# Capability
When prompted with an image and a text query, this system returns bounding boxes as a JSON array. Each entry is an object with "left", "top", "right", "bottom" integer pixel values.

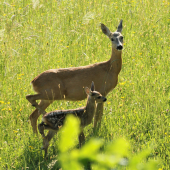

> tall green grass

[{"left": 0, "top": 0, "right": 169, "bottom": 169}]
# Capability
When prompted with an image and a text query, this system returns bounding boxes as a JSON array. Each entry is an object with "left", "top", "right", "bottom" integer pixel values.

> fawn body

[
  {"left": 26, "top": 20, "right": 123, "bottom": 133},
  {"left": 38, "top": 82, "right": 107, "bottom": 156}
]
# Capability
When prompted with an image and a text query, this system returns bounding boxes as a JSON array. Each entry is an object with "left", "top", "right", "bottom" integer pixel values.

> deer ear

[
  {"left": 85, "top": 87, "right": 90, "bottom": 95},
  {"left": 117, "top": 19, "right": 123, "bottom": 33},
  {"left": 101, "top": 23, "right": 111, "bottom": 37},
  {"left": 91, "top": 81, "right": 95, "bottom": 91}
]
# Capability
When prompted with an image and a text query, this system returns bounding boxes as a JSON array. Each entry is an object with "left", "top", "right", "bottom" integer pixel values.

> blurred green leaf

[
  {"left": 79, "top": 138, "right": 104, "bottom": 159},
  {"left": 95, "top": 154, "right": 120, "bottom": 168},
  {"left": 57, "top": 116, "right": 160, "bottom": 170},
  {"left": 128, "top": 148, "right": 151, "bottom": 170},
  {"left": 144, "top": 160, "right": 160, "bottom": 170},
  {"left": 58, "top": 115, "right": 80, "bottom": 153},
  {"left": 105, "top": 138, "right": 130, "bottom": 157}
]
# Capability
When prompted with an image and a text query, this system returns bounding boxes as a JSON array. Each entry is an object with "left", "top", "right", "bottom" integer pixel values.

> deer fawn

[
  {"left": 38, "top": 82, "right": 107, "bottom": 156},
  {"left": 26, "top": 20, "right": 123, "bottom": 133}
]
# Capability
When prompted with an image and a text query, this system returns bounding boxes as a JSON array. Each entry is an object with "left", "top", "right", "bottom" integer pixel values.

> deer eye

[
  {"left": 120, "top": 36, "right": 123, "bottom": 40},
  {"left": 111, "top": 38, "right": 114, "bottom": 41}
]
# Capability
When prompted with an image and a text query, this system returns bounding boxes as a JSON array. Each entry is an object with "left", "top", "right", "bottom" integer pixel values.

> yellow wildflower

[
  {"left": 29, "top": 146, "right": 34, "bottom": 149},
  {"left": 120, "top": 82, "right": 126, "bottom": 86}
]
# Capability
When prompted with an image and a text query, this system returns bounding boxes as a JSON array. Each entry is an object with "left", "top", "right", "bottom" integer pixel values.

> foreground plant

[{"left": 57, "top": 115, "right": 160, "bottom": 170}]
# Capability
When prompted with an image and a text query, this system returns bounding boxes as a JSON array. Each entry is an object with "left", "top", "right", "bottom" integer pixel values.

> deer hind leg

[
  {"left": 29, "top": 100, "right": 53, "bottom": 134},
  {"left": 93, "top": 103, "right": 104, "bottom": 130},
  {"left": 26, "top": 94, "right": 53, "bottom": 115},
  {"left": 26, "top": 94, "right": 42, "bottom": 107}
]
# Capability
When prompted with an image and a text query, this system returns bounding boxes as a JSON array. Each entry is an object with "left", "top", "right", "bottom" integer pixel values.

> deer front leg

[{"left": 93, "top": 103, "right": 104, "bottom": 130}]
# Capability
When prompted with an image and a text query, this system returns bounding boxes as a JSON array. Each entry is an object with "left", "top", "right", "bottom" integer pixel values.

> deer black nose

[
  {"left": 103, "top": 98, "right": 107, "bottom": 102},
  {"left": 117, "top": 45, "right": 123, "bottom": 50}
]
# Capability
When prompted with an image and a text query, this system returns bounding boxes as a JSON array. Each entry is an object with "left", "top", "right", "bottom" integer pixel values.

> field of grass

[{"left": 0, "top": 0, "right": 170, "bottom": 169}]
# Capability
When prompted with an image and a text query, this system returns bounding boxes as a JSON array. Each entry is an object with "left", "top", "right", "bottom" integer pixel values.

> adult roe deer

[
  {"left": 26, "top": 20, "right": 123, "bottom": 133},
  {"left": 38, "top": 81, "right": 107, "bottom": 156}
]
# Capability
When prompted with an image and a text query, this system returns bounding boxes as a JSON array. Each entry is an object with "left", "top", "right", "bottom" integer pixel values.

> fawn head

[
  {"left": 85, "top": 81, "right": 107, "bottom": 103},
  {"left": 101, "top": 20, "right": 123, "bottom": 51}
]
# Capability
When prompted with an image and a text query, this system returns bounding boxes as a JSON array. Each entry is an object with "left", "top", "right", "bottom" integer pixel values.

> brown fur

[{"left": 26, "top": 20, "right": 123, "bottom": 133}]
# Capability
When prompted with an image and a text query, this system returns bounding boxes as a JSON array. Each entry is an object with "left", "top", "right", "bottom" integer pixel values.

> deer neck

[
  {"left": 109, "top": 47, "right": 122, "bottom": 74},
  {"left": 85, "top": 97, "right": 96, "bottom": 121}
]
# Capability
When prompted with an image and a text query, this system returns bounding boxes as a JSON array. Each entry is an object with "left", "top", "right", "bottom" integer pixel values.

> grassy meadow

[{"left": 0, "top": 0, "right": 170, "bottom": 169}]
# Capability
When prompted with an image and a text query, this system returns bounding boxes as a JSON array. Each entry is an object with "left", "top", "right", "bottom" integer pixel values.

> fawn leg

[
  {"left": 44, "top": 130, "right": 57, "bottom": 156},
  {"left": 78, "top": 131, "right": 85, "bottom": 148},
  {"left": 38, "top": 122, "right": 49, "bottom": 157},
  {"left": 38, "top": 122, "right": 46, "bottom": 138},
  {"left": 40, "top": 126, "right": 58, "bottom": 157},
  {"left": 46, "top": 130, "right": 57, "bottom": 142},
  {"left": 84, "top": 163, "right": 92, "bottom": 170},
  {"left": 79, "top": 131, "right": 92, "bottom": 170},
  {"left": 29, "top": 100, "right": 53, "bottom": 134},
  {"left": 93, "top": 103, "right": 104, "bottom": 131}
]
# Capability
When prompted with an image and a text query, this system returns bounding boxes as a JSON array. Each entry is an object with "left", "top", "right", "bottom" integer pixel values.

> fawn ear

[
  {"left": 117, "top": 19, "right": 123, "bottom": 33},
  {"left": 101, "top": 23, "right": 111, "bottom": 37},
  {"left": 85, "top": 87, "right": 90, "bottom": 95},
  {"left": 91, "top": 81, "right": 95, "bottom": 91}
]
